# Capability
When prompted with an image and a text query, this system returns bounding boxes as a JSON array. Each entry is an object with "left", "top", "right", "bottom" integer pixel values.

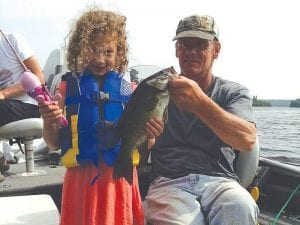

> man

[
  {"left": 143, "top": 15, "right": 259, "bottom": 225},
  {"left": 0, "top": 31, "right": 44, "bottom": 180}
]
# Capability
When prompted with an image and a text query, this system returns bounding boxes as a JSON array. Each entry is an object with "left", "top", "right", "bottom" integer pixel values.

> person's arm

[
  {"left": 193, "top": 95, "right": 256, "bottom": 151},
  {"left": 0, "top": 84, "right": 24, "bottom": 99},
  {"left": 169, "top": 76, "right": 256, "bottom": 152},
  {"left": 39, "top": 99, "right": 63, "bottom": 150},
  {"left": 24, "top": 55, "right": 45, "bottom": 84},
  {"left": 0, "top": 55, "right": 45, "bottom": 99},
  {"left": 39, "top": 80, "right": 66, "bottom": 151},
  {"left": 146, "top": 118, "right": 164, "bottom": 150}
]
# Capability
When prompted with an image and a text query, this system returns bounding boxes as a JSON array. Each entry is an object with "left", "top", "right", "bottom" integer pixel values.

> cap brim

[{"left": 172, "top": 30, "right": 215, "bottom": 41}]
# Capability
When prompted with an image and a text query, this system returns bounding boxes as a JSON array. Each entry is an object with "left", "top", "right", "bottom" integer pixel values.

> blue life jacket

[{"left": 59, "top": 70, "right": 131, "bottom": 169}]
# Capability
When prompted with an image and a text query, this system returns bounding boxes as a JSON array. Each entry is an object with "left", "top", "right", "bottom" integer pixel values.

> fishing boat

[
  {"left": 0, "top": 50, "right": 299, "bottom": 225},
  {"left": 255, "top": 157, "right": 300, "bottom": 225}
]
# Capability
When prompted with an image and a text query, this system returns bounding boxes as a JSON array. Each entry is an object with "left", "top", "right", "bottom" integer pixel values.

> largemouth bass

[{"left": 113, "top": 66, "right": 177, "bottom": 184}]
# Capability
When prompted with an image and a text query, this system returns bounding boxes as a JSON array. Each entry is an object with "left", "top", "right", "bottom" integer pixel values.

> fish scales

[{"left": 113, "top": 67, "right": 177, "bottom": 184}]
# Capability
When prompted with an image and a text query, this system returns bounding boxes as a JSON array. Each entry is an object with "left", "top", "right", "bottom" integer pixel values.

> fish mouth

[
  {"left": 146, "top": 67, "right": 177, "bottom": 91},
  {"left": 147, "top": 75, "right": 170, "bottom": 91}
]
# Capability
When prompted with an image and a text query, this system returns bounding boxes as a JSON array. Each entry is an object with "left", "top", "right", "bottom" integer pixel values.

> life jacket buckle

[
  {"left": 92, "top": 91, "right": 110, "bottom": 102},
  {"left": 98, "top": 120, "right": 115, "bottom": 129}
]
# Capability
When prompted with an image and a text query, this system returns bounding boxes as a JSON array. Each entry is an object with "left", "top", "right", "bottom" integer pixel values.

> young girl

[{"left": 39, "top": 7, "right": 162, "bottom": 225}]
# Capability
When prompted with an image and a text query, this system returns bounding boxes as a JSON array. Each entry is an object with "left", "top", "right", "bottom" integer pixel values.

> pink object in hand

[
  {"left": 20, "top": 70, "right": 68, "bottom": 127},
  {"left": 21, "top": 71, "right": 41, "bottom": 91}
]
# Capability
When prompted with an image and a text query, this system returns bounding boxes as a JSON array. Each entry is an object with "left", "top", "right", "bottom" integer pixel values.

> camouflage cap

[{"left": 173, "top": 15, "right": 219, "bottom": 41}]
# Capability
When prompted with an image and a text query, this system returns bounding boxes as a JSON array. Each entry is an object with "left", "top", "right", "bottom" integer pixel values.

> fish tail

[{"left": 113, "top": 154, "right": 134, "bottom": 184}]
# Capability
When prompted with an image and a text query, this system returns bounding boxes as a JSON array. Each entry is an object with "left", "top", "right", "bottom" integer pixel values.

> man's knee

[
  {"left": 222, "top": 186, "right": 257, "bottom": 211},
  {"left": 214, "top": 189, "right": 259, "bottom": 224}
]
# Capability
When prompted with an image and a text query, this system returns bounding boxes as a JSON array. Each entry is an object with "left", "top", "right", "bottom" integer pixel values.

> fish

[{"left": 113, "top": 66, "right": 178, "bottom": 184}]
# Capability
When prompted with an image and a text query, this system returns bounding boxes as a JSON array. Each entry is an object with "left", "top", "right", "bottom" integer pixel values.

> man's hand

[{"left": 169, "top": 75, "right": 205, "bottom": 113}]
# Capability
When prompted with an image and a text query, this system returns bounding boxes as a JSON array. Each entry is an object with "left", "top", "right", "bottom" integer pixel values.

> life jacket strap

[
  {"left": 93, "top": 91, "right": 131, "bottom": 103},
  {"left": 93, "top": 91, "right": 109, "bottom": 101},
  {"left": 65, "top": 91, "right": 130, "bottom": 106}
]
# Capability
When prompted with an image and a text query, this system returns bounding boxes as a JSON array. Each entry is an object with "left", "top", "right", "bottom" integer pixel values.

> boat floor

[
  {"left": 0, "top": 156, "right": 65, "bottom": 210},
  {"left": 257, "top": 200, "right": 300, "bottom": 225},
  {"left": 0, "top": 157, "right": 299, "bottom": 225}
]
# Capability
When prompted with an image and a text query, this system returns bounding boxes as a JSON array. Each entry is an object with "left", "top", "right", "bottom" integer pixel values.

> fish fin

[
  {"left": 113, "top": 155, "right": 134, "bottom": 184},
  {"left": 137, "top": 141, "right": 150, "bottom": 166}
]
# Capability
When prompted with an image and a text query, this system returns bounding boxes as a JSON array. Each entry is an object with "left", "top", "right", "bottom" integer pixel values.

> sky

[{"left": 1, "top": 0, "right": 299, "bottom": 100}]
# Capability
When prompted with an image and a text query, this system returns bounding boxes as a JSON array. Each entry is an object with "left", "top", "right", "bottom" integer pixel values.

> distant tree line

[
  {"left": 252, "top": 96, "right": 272, "bottom": 107},
  {"left": 290, "top": 99, "right": 300, "bottom": 107},
  {"left": 252, "top": 96, "right": 300, "bottom": 107}
]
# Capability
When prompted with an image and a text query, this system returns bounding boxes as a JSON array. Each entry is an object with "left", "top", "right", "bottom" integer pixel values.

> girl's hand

[
  {"left": 0, "top": 90, "right": 4, "bottom": 100},
  {"left": 38, "top": 100, "right": 64, "bottom": 126},
  {"left": 146, "top": 118, "right": 164, "bottom": 139},
  {"left": 146, "top": 118, "right": 164, "bottom": 150}
]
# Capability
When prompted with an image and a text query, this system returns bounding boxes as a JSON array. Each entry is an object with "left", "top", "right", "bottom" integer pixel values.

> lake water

[{"left": 254, "top": 107, "right": 300, "bottom": 167}]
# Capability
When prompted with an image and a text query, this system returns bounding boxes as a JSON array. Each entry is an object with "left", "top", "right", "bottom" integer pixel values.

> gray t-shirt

[{"left": 151, "top": 76, "right": 255, "bottom": 181}]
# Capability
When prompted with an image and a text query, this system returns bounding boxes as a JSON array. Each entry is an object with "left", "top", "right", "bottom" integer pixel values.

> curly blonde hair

[{"left": 66, "top": 6, "right": 128, "bottom": 73}]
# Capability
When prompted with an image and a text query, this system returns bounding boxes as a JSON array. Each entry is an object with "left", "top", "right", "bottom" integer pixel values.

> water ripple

[{"left": 254, "top": 107, "right": 300, "bottom": 167}]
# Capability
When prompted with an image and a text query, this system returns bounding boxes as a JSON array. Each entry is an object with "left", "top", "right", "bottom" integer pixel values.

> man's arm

[
  {"left": 169, "top": 76, "right": 256, "bottom": 152},
  {"left": 193, "top": 96, "right": 256, "bottom": 151},
  {"left": 24, "top": 55, "right": 45, "bottom": 84},
  {"left": 0, "top": 56, "right": 45, "bottom": 99}
]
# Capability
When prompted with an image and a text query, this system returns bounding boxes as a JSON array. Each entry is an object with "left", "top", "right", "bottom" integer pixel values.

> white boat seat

[
  {"left": 0, "top": 194, "right": 60, "bottom": 225},
  {"left": 0, "top": 118, "right": 43, "bottom": 140},
  {"left": 0, "top": 118, "right": 43, "bottom": 172},
  {"left": 235, "top": 137, "right": 260, "bottom": 188},
  {"left": 43, "top": 49, "right": 68, "bottom": 94}
]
